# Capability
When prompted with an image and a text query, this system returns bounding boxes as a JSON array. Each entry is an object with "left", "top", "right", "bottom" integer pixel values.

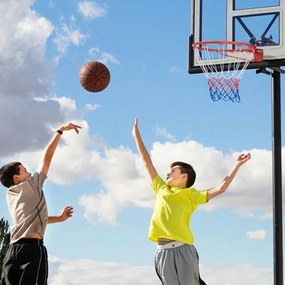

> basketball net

[{"left": 192, "top": 41, "right": 263, "bottom": 102}]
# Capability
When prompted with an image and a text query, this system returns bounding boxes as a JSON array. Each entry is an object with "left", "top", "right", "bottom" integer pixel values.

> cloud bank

[{"left": 48, "top": 256, "right": 272, "bottom": 285}]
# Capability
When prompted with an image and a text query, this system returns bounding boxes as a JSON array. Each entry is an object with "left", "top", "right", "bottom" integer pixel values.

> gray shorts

[{"left": 154, "top": 242, "right": 206, "bottom": 285}]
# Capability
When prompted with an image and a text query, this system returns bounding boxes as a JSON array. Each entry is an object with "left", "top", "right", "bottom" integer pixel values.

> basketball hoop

[{"left": 192, "top": 41, "right": 264, "bottom": 102}]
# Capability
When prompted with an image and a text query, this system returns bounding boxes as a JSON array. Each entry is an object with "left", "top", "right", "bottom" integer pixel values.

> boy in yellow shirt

[{"left": 132, "top": 118, "right": 251, "bottom": 285}]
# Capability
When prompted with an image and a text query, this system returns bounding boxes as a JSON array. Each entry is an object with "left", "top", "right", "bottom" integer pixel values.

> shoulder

[
  {"left": 186, "top": 188, "right": 208, "bottom": 204},
  {"left": 151, "top": 176, "right": 168, "bottom": 192},
  {"left": 28, "top": 171, "right": 47, "bottom": 186}
]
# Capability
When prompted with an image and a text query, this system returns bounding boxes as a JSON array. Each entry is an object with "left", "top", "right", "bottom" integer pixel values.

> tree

[{"left": 0, "top": 218, "right": 10, "bottom": 276}]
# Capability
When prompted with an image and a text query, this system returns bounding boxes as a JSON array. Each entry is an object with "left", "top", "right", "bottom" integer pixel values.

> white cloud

[
  {"left": 54, "top": 22, "right": 88, "bottom": 54},
  {"left": 89, "top": 46, "right": 100, "bottom": 55},
  {"left": 154, "top": 125, "right": 176, "bottom": 142},
  {"left": 0, "top": 1, "right": 97, "bottom": 160},
  {"left": 78, "top": 1, "right": 108, "bottom": 19},
  {"left": 246, "top": 230, "right": 268, "bottom": 240},
  {"left": 85, "top": 103, "right": 101, "bottom": 111},
  {"left": 48, "top": 256, "right": 272, "bottom": 285},
  {"left": 99, "top": 52, "right": 120, "bottom": 65},
  {"left": 0, "top": 0, "right": 64, "bottom": 156},
  {"left": 78, "top": 146, "right": 153, "bottom": 224},
  {"left": 201, "top": 263, "right": 272, "bottom": 285},
  {"left": 0, "top": 1, "right": 53, "bottom": 61},
  {"left": 89, "top": 47, "right": 120, "bottom": 65},
  {"left": 34, "top": 96, "right": 79, "bottom": 116},
  {"left": 0, "top": 2, "right": 53, "bottom": 92},
  {"left": 49, "top": 256, "right": 157, "bottom": 285},
  {"left": 79, "top": 192, "right": 120, "bottom": 224}
]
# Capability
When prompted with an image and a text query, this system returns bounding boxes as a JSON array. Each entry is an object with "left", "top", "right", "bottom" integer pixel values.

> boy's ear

[
  {"left": 182, "top": 173, "right": 188, "bottom": 180},
  {"left": 13, "top": 174, "right": 20, "bottom": 183}
]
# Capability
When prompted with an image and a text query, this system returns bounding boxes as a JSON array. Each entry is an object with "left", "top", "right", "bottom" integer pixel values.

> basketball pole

[
  {"left": 258, "top": 66, "right": 283, "bottom": 285},
  {"left": 271, "top": 68, "right": 283, "bottom": 285}
]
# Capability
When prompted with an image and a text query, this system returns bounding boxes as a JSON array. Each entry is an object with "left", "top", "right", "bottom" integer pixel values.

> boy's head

[
  {"left": 0, "top": 162, "right": 31, "bottom": 188},
  {"left": 166, "top": 161, "right": 196, "bottom": 188}
]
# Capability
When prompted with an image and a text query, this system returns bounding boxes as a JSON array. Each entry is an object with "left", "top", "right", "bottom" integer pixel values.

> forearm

[
  {"left": 219, "top": 165, "right": 240, "bottom": 192},
  {"left": 47, "top": 215, "right": 65, "bottom": 224},
  {"left": 134, "top": 131, "right": 153, "bottom": 167},
  {"left": 48, "top": 206, "right": 73, "bottom": 224},
  {"left": 207, "top": 165, "right": 240, "bottom": 200},
  {"left": 40, "top": 123, "right": 81, "bottom": 175},
  {"left": 41, "top": 131, "right": 62, "bottom": 173},
  {"left": 207, "top": 153, "right": 251, "bottom": 201},
  {"left": 132, "top": 119, "right": 158, "bottom": 180}
]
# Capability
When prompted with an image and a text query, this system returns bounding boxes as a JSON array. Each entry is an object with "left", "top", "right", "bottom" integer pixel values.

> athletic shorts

[
  {"left": 154, "top": 241, "right": 206, "bottom": 285},
  {"left": 1, "top": 238, "right": 48, "bottom": 285}
]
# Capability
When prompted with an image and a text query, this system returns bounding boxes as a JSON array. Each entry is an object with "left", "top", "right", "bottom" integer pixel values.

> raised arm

[
  {"left": 207, "top": 153, "right": 251, "bottom": 201},
  {"left": 132, "top": 118, "right": 158, "bottom": 181},
  {"left": 40, "top": 123, "right": 81, "bottom": 175}
]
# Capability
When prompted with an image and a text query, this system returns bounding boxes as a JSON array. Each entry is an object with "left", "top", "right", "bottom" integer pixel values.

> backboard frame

[{"left": 189, "top": 0, "right": 285, "bottom": 74}]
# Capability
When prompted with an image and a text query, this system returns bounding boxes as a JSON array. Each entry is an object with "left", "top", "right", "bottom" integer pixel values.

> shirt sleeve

[
  {"left": 151, "top": 176, "right": 167, "bottom": 193},
  {"left": 28, "top": 171, "right": 47, "bottom": 189},
  {"left": 189, "top": 188, "right": 208, "bottom": 205}
]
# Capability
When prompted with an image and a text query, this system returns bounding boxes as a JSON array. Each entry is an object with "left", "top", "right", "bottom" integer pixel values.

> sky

[{"left": 0, "top": 0, "right": 284, "bottom": 284}]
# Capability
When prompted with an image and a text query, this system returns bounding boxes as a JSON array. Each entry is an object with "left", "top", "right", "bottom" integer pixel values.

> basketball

[{"left": 78, "top": 61, "right": 111, "bottom": 92}]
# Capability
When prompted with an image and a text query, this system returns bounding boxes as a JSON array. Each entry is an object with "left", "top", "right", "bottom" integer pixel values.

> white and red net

[{"left": 193, "top": 41, "right": 263, "bottom": 102}]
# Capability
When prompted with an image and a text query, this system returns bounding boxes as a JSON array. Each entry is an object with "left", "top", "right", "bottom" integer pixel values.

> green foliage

[{"left": 0, "top": 218, "right": 10, "bottom": 276}]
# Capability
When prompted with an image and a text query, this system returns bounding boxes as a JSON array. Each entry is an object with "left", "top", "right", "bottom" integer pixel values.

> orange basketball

[{"left": 78, "top": 61, "right": 110, "bottom": 92}]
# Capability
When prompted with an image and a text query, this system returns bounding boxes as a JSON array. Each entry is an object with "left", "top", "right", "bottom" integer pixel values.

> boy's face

[
  {"left": 13, "top": 164, "right": 31, "bottom": 185},
  {"left": 166, "top": 166, "right": 187, "bottom": 188}
]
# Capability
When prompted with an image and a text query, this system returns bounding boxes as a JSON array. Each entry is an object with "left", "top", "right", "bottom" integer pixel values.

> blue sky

[{"left": 0, "top": 0, "right": 284, "bottom": 284}]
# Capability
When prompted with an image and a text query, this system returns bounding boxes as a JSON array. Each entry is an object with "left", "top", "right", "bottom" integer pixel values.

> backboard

[{"left": 189, "top": 0, "right": 285, "bottom": 74}]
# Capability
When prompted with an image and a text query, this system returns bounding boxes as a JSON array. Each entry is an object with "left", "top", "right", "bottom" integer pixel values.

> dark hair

[
  {"left": 0, "top": 162, "right": 22, "bottom": 188},
  {"left": 170, "top": 161, "right": 196, "bottom": 188}
]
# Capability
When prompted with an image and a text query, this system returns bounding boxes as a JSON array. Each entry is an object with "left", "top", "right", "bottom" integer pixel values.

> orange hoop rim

[
  {"left": 193, "top": 40, "right": 256, "bottom": 52},
  {"left": 192, "top": 40, "right": 264, "bottom": 62}
]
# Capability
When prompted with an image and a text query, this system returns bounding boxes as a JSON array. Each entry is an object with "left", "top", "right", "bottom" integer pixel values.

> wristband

[{"left": 56, "top": 130, "right": 63, "bottom": 135}]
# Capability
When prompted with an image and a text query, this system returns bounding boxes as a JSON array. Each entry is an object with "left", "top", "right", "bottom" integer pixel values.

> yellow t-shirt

[{"left": 148, "top": 176, "right": 208, "bottom": 245}]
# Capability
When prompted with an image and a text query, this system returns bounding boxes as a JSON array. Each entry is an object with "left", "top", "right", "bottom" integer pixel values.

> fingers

[
  {"left": 59, "top": 123, "right": 82, "bottom": 134},
  {"left": 242, "top": 153, "right": 251, "bottom": 160},
  {"left": 238, "top": 152, "right": 251, "bottom": 163},
  {"left": 68, "top": 123, "right": 81, "bottom": 134},
  {"left": 132, "top": 118, "right": 140, "bottom": 137},
  {"left": 64, "top": 206, "right": 74, "bottom": 217}
]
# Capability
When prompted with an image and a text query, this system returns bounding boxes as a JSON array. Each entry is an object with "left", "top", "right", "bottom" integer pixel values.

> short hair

[
  {"left": 170, "top": 161, "right": 196, "bottom": 188},
  {"left": 0, "top": 162, "right": 22, "bottom": 188}
]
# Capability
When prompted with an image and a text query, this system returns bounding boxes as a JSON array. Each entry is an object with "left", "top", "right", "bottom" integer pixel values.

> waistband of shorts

[
  {"left": 157, "top": 241, "right": 185, "bottom": 250},
  {"left": 14, "top": 238, "right": 44, "bottom": 246}
]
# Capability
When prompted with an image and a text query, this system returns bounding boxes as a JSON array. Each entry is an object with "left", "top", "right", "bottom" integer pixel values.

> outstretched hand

[
  {"left": 60, "top": 206, "right": 74, "bottom": 222},
  {"left": 59, "top": 123, "right": 81, "bottom": 134},
  {"left": 236, "top": 153, "right": 251, "bottom": 167},
  {"left": 132, "top": 118, "right": 139, "bottom": 138}
]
